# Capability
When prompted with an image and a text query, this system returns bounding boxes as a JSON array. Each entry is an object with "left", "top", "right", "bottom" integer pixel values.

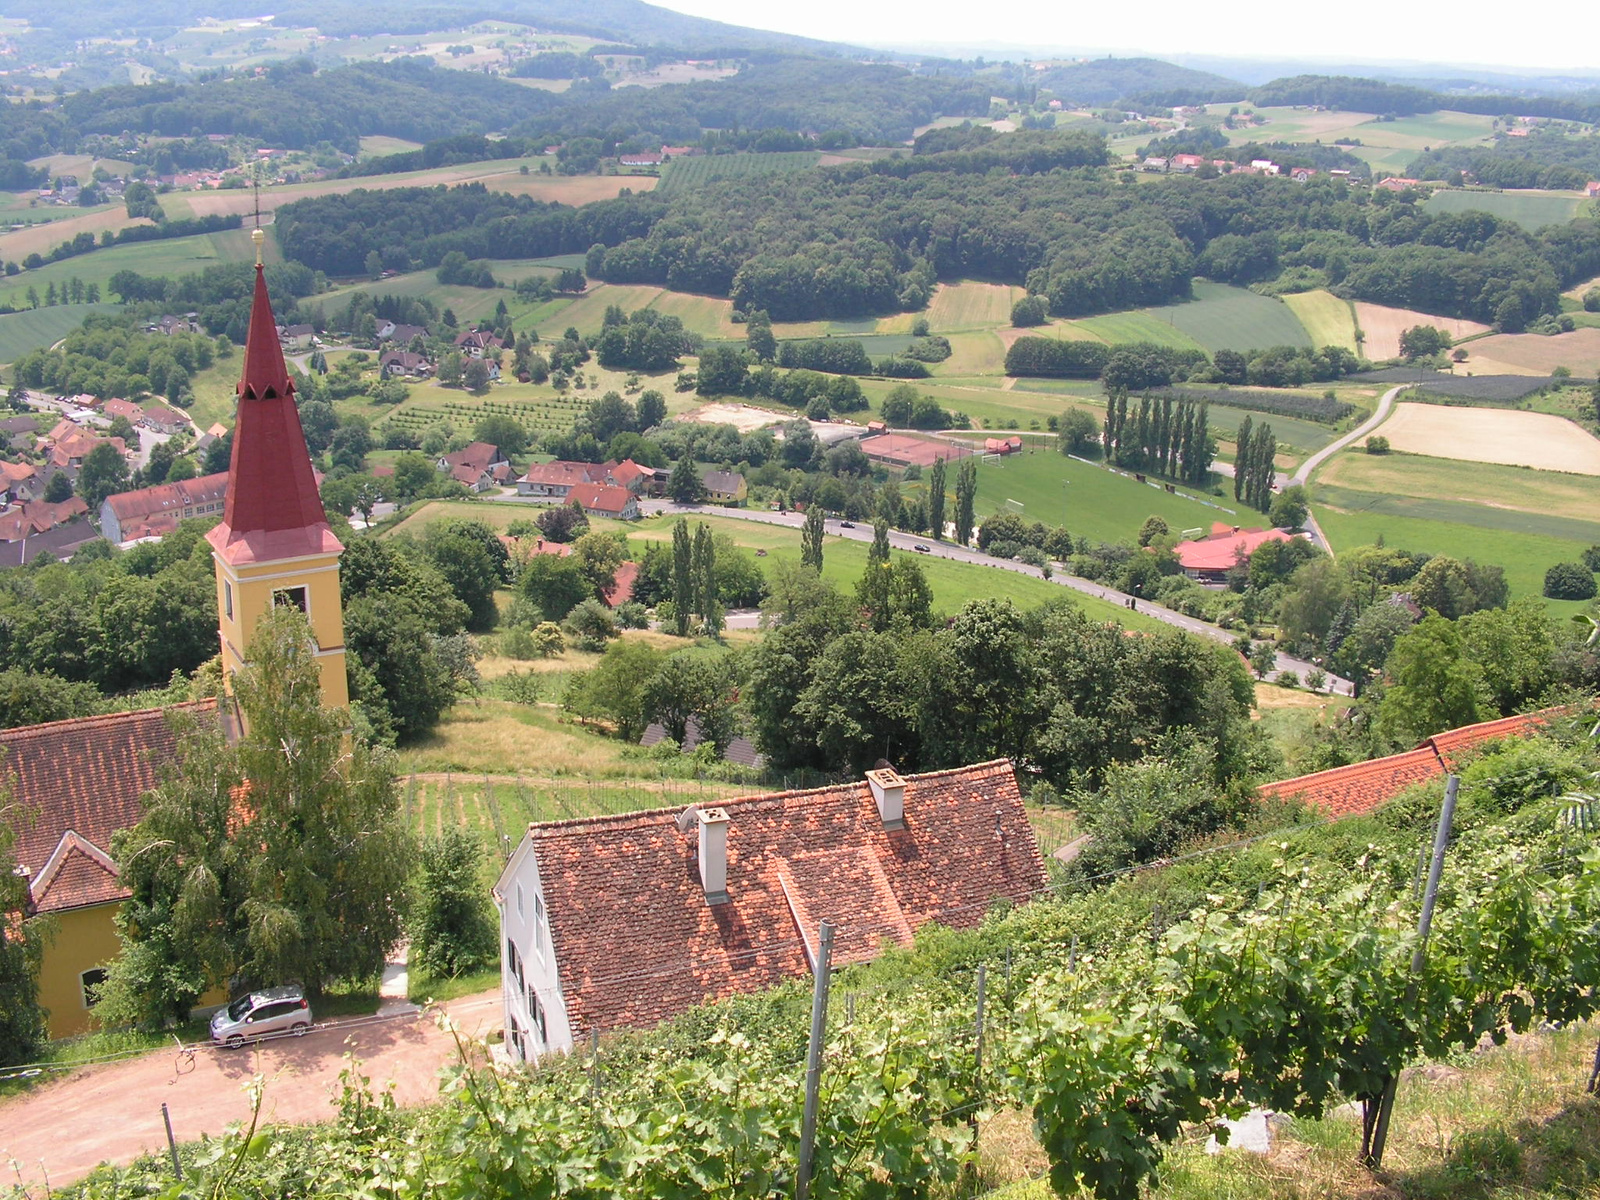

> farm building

[
  {"left": 1172, "top": 522, "right": 1297, "bottom": 584},
  {"left": 859, "top": 433, "right": 971, "bottom": 469},
  {"left": 492, "top": 760, "right": 1045, "bottom": 1062}
]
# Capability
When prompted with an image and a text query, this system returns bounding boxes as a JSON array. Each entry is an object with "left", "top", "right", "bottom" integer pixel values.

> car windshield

[{"left": 226, "top": 996, "right": 254, "bottom": 1021}]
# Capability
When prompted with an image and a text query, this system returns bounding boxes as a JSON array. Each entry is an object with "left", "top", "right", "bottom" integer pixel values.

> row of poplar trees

[
  {"left": 1101, "top": 392, "right": 1214, "bottom": 486},
  {"left": 1232, "top": 414, "right": 1278, "bottom": 512},
  {"left": 670, "top": 519, "right": 723, "bottom": 636}
]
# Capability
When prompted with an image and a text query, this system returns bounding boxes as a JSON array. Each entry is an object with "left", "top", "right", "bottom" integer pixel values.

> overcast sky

[{"left": 652, "top": 0, "right": 1590, "bottom": 73}]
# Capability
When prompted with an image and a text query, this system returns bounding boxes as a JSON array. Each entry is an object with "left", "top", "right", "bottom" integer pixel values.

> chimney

[
  {"left": 866, "top": 767, "right": 906, "bottom": 829},
  {"left": 697, "top": 807, "right": 730, "bottom": 904}
]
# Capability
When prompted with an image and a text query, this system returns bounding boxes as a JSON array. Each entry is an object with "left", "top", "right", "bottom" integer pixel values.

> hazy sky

[{"left": 652, "top": 0, "right": 1589, "bottom": 73}]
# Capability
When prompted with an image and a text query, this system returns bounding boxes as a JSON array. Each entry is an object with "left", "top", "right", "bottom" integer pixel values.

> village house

[
  {"left": 1290, "top": 167, "right": 1317, "bottom": 183},
  {"left": 437, "top": 442, "right": 514, "bottom": 493},
  {"left": 138, "top": 402, "right": 191, "bottom": 437},
  {"left": 700, "top": 469, "right": 747, "bottom": 506},
  {"left": 378, "top": 321, "right": 429, "bottom": 345},
  {"left": 493, "top": 760, "right": 1045, "bottom": 1062},
  {"left": 97, "top": 397, "right": 145, "bottom": 424},
  {"left": 149, "top": 314, "right": 201, "bottom": 336},
  {"left": 619, "top": 152, "right": 664, "bottom": 167},
  {"left": 380, "top": 350, "right": 432, "bottom": 379},
  {"left": 516, "top": 459, "right": 649, "bottom": 500},
  {"left": 454, "top": 329, "right": 504, "bottom": 358},
  {"left": 0, "top": 459, "right": 38, "bottom": 501},
  {"left": 42, "top": 420, "right": 126, "bottom": 475},
  {"left": 1172, "top": 522, "right": 1297, "bottom": 585},
  {"left": 567, "top": 482, "right": 640, "bottom": 520},
  {"left": 0, "top": 497, "right": 89, "bottom": 543},
  {"left": 98, "top": 471, "right": 228, "bottom": 544},
  {"left": 279, "top": 323, "right": 316, "bottom": 350},
  {"left": 1171, "top": 153, "right": 1205, "bottom": 170},
  {"left": 1587, "top": 181, "right": 1600, "bottom": 198},
  {"left": 1376, "top": 177, "right": 1423, "bottom": 192},
  {"left": 0, "top": 520, "right": 101, "bottom": 568}
]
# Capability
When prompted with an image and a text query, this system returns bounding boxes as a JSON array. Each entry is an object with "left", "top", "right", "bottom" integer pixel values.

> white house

[{"left": 492, "top": 759, "right": 1046, "bottom": 1064}]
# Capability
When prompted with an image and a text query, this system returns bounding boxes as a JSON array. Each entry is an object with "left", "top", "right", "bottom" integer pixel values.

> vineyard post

[
  {"left": 796, "top": 920, "right": 835, "bottom": 1200},
  {"left": 973, "top": 962, "right": 987, "bottom": 1134},
  {"left": 588, "top": 1027, "right": 600, "bottom": 1105},
  {"left": 1366, "top": 773, "right": 1458, "bottom": 1169}
]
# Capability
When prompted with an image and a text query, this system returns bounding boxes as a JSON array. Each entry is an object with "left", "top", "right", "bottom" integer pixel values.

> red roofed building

[
  {"left": 43, "top": 421, "right": 126, "bottom": 473},
  {"left": 100, "top": 471, "right": 229, "bottom": 544},
  {"left": 1258, "top": 709, "right": 1558, "bottom": 820},
  {"left": 518, "top": 460, "right": 608, "bottom": 499},
  {"left": 437, "top": 441, "right": 513, "bottom": 493},
  {"left": 568, "top": 481, "right": 640, "bottom": 520},
  {"left": 493, "top": 760, "right": 1045, "bottom": 1060},
  {"left": 1, "top": 701, "right": 220, "bottom": 1035},
  {"left": 0, "top": 496, "right": 88, "bottom": 542},
  {"left": 98, "top": 397, "right": 145, "bottom": 423},
  {"left": 1173, "top": 522, "right": 1295, "bottom": 584}
]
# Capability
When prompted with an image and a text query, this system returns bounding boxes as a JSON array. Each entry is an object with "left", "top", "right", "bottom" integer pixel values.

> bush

[
  {"left": 1585, "top": 288, "right": 1600, "bottom": 313},
  {"left": 1582, "top": 545, "right": 1600, "bottom": 573},
  {"left": 1011, "top": 295, "right": 1049, "bottom": 327},
  {"left": 409, "top": 829, "right": 498, "bottom": 979},
  {"left": 1304, "top": 667, "right": 1327, "bottom": 693},
  {"left": 564, "top": 597, "right": 619, "bottom": 649},
  {"left": 1543, "top": 561, "right": 1597, "bottom": 600},
  {"left": 1365, "top": 435, "right": 1390, "bottom": 454},
  {"left": 614, "top": 601, "right": 649, "bottom": 629},
  {"left": 1275, "top": 670, "right": 1300, "bottom": 690},
  {"left": 495, "top": 671, "right": 544, "bottom": 703}
]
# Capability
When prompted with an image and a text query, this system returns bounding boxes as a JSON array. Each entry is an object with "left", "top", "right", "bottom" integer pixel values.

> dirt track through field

[
  {"left": 1353, "top": 302, "right": 1492, "bottom": 359},
  {"left": 1377, "top": 402, "right": 1600, "bottom": 474}
]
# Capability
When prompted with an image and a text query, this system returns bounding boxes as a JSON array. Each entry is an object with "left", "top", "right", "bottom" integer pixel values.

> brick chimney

[
  {"left": 866, "top": 767, "right": 906, "bottom": 829},
  {"left": 698, "top": 806, "right": 730, "bottom": 904}
]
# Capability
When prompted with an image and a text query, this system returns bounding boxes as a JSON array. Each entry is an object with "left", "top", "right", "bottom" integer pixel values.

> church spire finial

[{"left": 252, "top": 226, "right": 264, "bottom": 267}]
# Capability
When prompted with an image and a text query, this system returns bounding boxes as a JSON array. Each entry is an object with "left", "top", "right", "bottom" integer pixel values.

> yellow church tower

[{"left": 205, "top": 228, "right": 348, "bottom": 709}]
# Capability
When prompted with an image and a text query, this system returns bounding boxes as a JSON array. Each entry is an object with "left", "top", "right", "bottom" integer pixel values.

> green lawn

[
  {"left": 1204, "top": 400, "right": 1348, "bottom": 463},
  {"left": 1148, "top": 281, "right": 1311, "bottom": 353},
  {"left": 0, "top": 302, "right": 117, "bottom": 364},
  {"left": 1074, "top": 310, "right": 1207, "bottom": 352},
  {"left": 968, "top": 447, "right": 1238, "bottom": 544},
  {"left": 1426, "top": 188, "right": 1588, "bottom": 231}
]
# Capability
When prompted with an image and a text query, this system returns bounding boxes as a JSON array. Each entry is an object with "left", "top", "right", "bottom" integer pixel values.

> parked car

[
  {"left": 913, "top": 544, "right": 931, "bottom": 553},
  {"left": 838, "top": 520, "right": 855, "bottom": 528},
  {"left": 210, "top": 986, "right": 312, "bottom": 1046}
]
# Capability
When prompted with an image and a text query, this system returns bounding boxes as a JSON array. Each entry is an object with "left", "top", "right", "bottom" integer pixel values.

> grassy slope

[
  {"left": 0, "top": 302, "right": 118, "bottom": 364},
  {"left": 1318, "top": 449, "right": 1600, "bottom": 524},
  {"left": 1283, "top": 289, "right": 1360, "bottom": 353},
  {"left": 1075, "top": 310, "right": 1207, "bottom": 351},
  {"left": 0, "top": 234, "right": 226, "bottom": 309},
  {"left": 1426, "top": 187, "right": 1587, "bottom": 231},
  {"left": 1154, "top": 280, "right": 1312, "bottom": 352}
]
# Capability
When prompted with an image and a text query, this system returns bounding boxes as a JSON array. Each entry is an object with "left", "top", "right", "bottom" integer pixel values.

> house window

[
  {"left": 534, "top": 893, "right": 546, "bottom": 958},
  {"left": 273, "top": 586, "right": 308, "bottom": 614},
  {"left": 506, "top": 937, "right": 523, "bottom": 989},
  {"left": 80, "top": 967, "right": 107, "bottom": 1008},
  {"left": 223, "top": 581, "right": 233, "bottom": 619},
  {"left": 528, "top": 987, "right": 547, "bottom": 1047},
  {"left": 516, "top": 882, "right": 524, "bottom": 918}
]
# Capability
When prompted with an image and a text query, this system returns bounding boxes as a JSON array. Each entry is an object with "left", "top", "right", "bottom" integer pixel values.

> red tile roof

[
  {"left": 1174, "top": 524, "right": 1293, "bottom": 572},
  {"left": 519, "top": 461, "right": 606, "bottom": 488},
  {"left": 523, "top": 759, "right": 1044, "bottom": 1036},
  {"left": 2, "top": 701, "right": 219, "bottom": 914},
  {"left": 208, "top": 266, "right": 341, "bottom": 567},
  {"left": 103, "top": 472, "right": 228, "bottom": 523},
  {"left": 568, "top": 482, "right": 635, "bottom": 515},
  {"left": 1258, "top": 707, "right": 1561, "bottom": 819}
]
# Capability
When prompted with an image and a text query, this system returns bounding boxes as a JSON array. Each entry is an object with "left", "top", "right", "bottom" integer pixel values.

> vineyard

[
  {"left": 1155, "top": 385, "right": 1356, "bottom": 424},
  {"left": 57, "top": 729, "right": 1600, "bottom": 1200},
  {"left": 656, "top": 151, "right": 823, "bottom": 196}
]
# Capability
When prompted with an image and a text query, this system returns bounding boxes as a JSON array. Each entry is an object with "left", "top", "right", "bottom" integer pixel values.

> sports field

[
  {"left": 926, "top": 282, "right": 1026, "bottom": 332},
  {"left": 1317, "top": 449, "right": 1599, "bottom": 522},
  {"left": 969, "top": 446, "right": 1236, "bottom": 544},
  {"left": 1353, "top": 302, "right": 1493, "bottom": 360},
  {"left": 1425, "top": 188, "right": 1588, "bottom": 231},
  {"left": 1283, "top": 290, "right": 1360, "bottom": 353},
  {"left": 1152, "top": 281, "right": 1311, "bottom": 352},
  {"left": 1377, "top": 402, "right": 1600, "bottom": 473},
  {"left": 0, "top": 302, "right": 118, "bottom": 363},
  {"left": 1460, "top": 328, "right": 1600, "bottom": 377}
]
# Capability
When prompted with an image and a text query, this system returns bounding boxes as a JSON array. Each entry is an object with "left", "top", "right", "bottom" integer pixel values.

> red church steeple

[{"left": 206, "top": 236, "right": 341, "bottom": 567}]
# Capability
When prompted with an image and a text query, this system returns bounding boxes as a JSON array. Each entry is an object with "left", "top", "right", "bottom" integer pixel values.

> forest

[
  {"left": 1248, "top": 74, "right": 1600, "bottom": 125},
  {"left": 1407, "top": 128, "right": 1600, "bottom": 190}
]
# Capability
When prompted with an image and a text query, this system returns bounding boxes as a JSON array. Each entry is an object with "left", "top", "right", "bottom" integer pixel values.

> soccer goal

[
  {"left": 981, "top": 453, "right": 1004, "bottom": 465},
  {"left": 1005, "top": 498, "right": 1025, "bottom": 513}
]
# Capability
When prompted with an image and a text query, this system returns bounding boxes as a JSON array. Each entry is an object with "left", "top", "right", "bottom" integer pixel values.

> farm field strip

[
  {"left": 0, "top": 302, "right": 119, "bottom": 364},
  {"left": 1316, "top": 449, "right": 1600, "bottom": 523},
  {"left": 1376, "top": 402, "right": 1600, "bottom": 474},
  {"left": 1352, "top": 302, "right": 1493, "bottom": 360},
  {"left": 925, "top": 281, "right": 1026, "bottom": 331},
  {"left": 1282, "top": 290, "right": 1360, "bottom": 353},
  {"left": 656, "top": 151, "right": 821, "bottom": 195},
  {"left": 1149, "top": 280, "right": 1311, "bottom": 352},
  {"left": 1425, "top": 189, "right": 1587, "bottom": 231},
  {"left": 0, "top": 207, "right": 152, "bottom": 263},
  {"left": 0, "top": 233, "right": 227, "bottom": 311},
  {"left": 1074, "top": 310, "right": 1206, "bottom": 352},
  {"left": 1460, "top": 328, "right": 1600, "bottom": 376}
]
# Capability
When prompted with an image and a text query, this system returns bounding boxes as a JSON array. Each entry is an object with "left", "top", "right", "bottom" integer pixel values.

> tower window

[
  {"left": 224, "top": 581, "right": 233, "bottom": 619},
  {"left": 273, "top": 586, "right": 308, "bottom": 614}
]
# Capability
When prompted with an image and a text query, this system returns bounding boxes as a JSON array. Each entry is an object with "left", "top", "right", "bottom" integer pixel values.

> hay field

[
  {"left": 1425, "top": 188, "right": 1587, "bottom": 231},
  {"left": 1156, "top": 281, "right": 1311, "bottom": 352},
  {"left": 0, "top": 209, "right": 151, "bottom": 262},
  {"left": 1565, "top": 274, "right": 1600, "bottom": 303},
  {"left": 557, "top": 284, "right": 667, "bottom": 333},
  {"left": 0, "top": 233, "right": 224, "bottom": 309},
  {"left": 0, "top": 303, "right": 118, "bottom": 363},
  {"left": 357, "top": 136, "right": 424, "bottom": 157},
  {"left": 937, "top": 329, "right": 1007, "bottom": 375},
  {"left": 1461, "top": 328, "right": 1600, "bottom": 376},
  {"left": 1377, "top": 402, "right": 1600, "bottom": 473},
  {"left": 647, "top": 291, "right": 741, "bottom": 339},
  {"left": 1353, "top": 302, "right": 1492, "bottom": 359},
  {"left": 926, "top": 282, "right": 1026, "bottom": 331},
  {"left": 1283, "top": 290, "right": 1360, "bottom": 353},
  {"left": 1317, "top": 450, "right": 1598, "bottom": 522},
  {"left": 1074, "top": 310, "right": 1206, "bottom": 352}
]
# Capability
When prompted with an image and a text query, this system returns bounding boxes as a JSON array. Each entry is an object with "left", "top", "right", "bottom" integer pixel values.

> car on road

[
  {"left": 913, "top": 544, "right": 931, "bottom": 553},
  {"left": 210, "top": 986, "right": 312, "bottom": 1046},
  {"left": 838, "top": 520, "right": 855, "bottom": 528}
]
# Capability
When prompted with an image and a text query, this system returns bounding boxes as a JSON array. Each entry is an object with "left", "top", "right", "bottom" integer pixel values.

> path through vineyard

[{"left": 0, "top": 990, "right": 501, "bottom": 1190}]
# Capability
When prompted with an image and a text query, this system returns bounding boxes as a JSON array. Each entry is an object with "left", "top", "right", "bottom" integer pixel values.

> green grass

[
  {"left": 656, "top": 151, "right": 821, "bottom": 196},
  {"left": 1426, "top": 188, "right": 1588, "bottom": 231},
  {"left": 0, "top": 302, "right": 117, "bottom": 363},
  {"left": 1313, "top": 491, "right": 1597, "bottom": 611},
  {"left": 1282, "top": 289, "right": 1360, "bottom": 353},
  {"left": 0, "top": 234, "right": 228, "bottom": 308},
  {"left": 1205, "top": 400, "right": 1347, "bottom": 460},
  {"left": 408, "top": 965, "right": 500, "bottom": 1005},
  {"left": 1147, "top": 280, "right": 1311, "bottom": 353},
  {"left": 1316, "top": 449, "right": 1600, "bottom": 524},
  {"left": 968, "top": 448, "right": 1238, "bottom": 544},
  {"left": 1074, "top": 310, "right": 1208, "bottom": 352}
]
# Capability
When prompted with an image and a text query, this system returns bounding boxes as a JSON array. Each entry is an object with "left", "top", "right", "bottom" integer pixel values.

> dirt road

[{"left": 0, "top": 990, "right": 502, "bottom": 1190}]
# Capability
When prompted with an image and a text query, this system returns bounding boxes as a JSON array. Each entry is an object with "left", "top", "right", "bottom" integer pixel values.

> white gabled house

[{"left": 494, "top": 836, "right": 572, "bottom": 1062}]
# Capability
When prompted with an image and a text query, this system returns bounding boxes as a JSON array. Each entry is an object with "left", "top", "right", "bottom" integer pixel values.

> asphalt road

[{"left": 639, "top": 500, "right": 1352, "bottom": 694}]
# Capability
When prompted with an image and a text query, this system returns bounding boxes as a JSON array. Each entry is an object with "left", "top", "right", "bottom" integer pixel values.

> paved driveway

[{"left": 0, "top": 990, "right": 501, "bottom": 1190}]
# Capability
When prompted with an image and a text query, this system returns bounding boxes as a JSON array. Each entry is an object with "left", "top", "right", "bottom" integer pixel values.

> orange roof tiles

[
  {"left": 1425, "top": 711, "right": 1552, "bottom": 769},
  {"left": 1174, "top": 525, "right": 1293, "bottom": 572},
  {"left": 2, "top": 701, "right": 218, "bottom": 914},
  {"left": 525, "top": 760, "right": 1044, "bottom": 1036}
]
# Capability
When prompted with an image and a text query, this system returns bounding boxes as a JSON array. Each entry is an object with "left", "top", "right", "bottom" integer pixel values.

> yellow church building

[{"left": 4, "top": 231, "right": 347, "bottom": 1036}]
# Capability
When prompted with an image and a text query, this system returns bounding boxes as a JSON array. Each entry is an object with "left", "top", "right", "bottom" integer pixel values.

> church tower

[{"left": 206, "top": 228, "right": 348, "bottom": 709}]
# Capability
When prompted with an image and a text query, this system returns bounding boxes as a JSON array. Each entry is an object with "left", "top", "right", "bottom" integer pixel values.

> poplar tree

[
  {"left": 927, "top": 456, "right": 947, "bottom": 541},
  {"left": 801, "top": 505, "right": 825, "bottom": 571},
  {"left": 693, "top": 521, "right": 721, "bottom": 636},
  {"left": 1233, "top": 415, "right": 1252, "bottom": 501},
  {"left": 671, "top": 518, "right": 693, "bottom": 637},
  {"left": 954, "top": 457, "right": 978, "bottom": 546}
]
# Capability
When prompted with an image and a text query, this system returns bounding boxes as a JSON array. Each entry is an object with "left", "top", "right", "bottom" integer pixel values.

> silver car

[{"left": 210, "top": 986, "right": 313, "bottom": 1046}]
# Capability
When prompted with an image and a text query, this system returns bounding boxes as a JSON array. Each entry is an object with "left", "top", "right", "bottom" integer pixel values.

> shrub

[
  {"left": 1275, "top": 670, "right": 1300, "bottom": 690},
  {"left": 409, "top": 829, "right": 498, "bottom": 979},
  {"left": 1543, "top": 561, "right": 1597, "bottom": 600},
  {"left": 1365, "top": 435, "right": 1390, "bottom": 454},
  {"left": 614, "top": 601, "right": 649, "bottom": 629},
  {"left": 1583, "top": 545, "right": 1600, "bottom": 573},
  {"left": 1585, "top": 288, "right": 1600, "bottom": 313},
  {"left": 564, "top": 597, "right": 619, "bottom": 649},
  {"left": 1304, "top": 667, "right": 1327, "bottom": 693},
  {"left": 495, "top": 671, "right": 544, "bottom": 704},
  {"left": 1010, "top": 295, "right": 1049, "bottom": 327}
]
